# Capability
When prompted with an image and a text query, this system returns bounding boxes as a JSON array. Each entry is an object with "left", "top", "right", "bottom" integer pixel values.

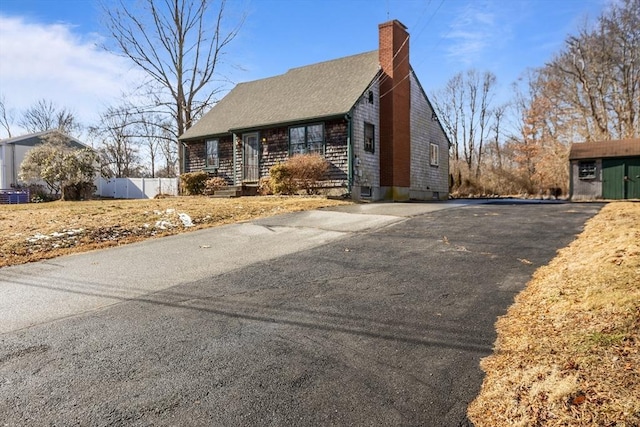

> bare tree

[
  {"left": 432, "top": 69, "right": 497, "bottom": 190},
  {"left": 90, "top": 107, "right": 144, "bottom": 178},
  {"left": 19, "top": 99, "right": 82, "bottom": 136},
  {"left": 432, "top": 73, "right": 464, "bottom": 187},
  {"left": 136, "top": 113, "right": 172, "bottom": 178},
  {"left": 102, "top": 0, "right": 245, "bottom": 173},
  {"left": 475, "top": 71, "right": 496, "bottom": 178},
  {"left": 158, "top": 128, "right": 179, "bottom": 177},
  {"left": 540, "top": 0, "right": 639, "bottom": 141},
  {"left": 489, "top": 103, "right": 508, "bottom": 171},
  {"left": 0, "top": 95, "right": 14, "bottom": 138}
]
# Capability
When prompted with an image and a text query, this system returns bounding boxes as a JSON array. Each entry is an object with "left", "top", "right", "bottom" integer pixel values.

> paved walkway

[{"left": 0, "top": 201, "right": 467, "bottom": 333}]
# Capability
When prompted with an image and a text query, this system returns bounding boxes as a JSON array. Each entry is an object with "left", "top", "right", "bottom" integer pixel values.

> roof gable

[
  {"left": 569, "top": 138, "right": 640, "bottom": 160},
  {"left": 0, "top": 130, "right": 91, "bottom": 150},
  {"left": 180, "top": 51, "right": 380, "bottom": 140}
]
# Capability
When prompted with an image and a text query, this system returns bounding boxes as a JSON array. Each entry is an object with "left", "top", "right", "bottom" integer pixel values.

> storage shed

[{"left": 569, "top": 138, "right": 640, "bottom": 200}]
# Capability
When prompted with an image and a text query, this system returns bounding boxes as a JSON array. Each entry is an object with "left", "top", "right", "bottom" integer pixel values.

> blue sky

[{"left": 0, "top": 0, "right": 608, "bottom": 138}]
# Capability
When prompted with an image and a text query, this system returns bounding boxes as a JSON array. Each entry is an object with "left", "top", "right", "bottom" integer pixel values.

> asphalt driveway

[{"left": 0, "top": 201, "right": 602, "bottom": 426}]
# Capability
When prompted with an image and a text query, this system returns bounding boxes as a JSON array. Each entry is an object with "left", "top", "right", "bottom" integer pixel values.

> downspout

[
  {"left": 232, "top": 133, "right": 237, "bottom": 186},
  {"left": 180, "top": 142, "right": 187, "bottom": 173},
  {"left": 345, "top": 112, "right": 353, "bottom": 195},
  {"left": 0, "top": 144, "right": 5, "bottom": 188},
  {"left": 11, "top": 143, "right": 16, "bottom": 187},
  {"left": 180, "top": 141, "right": 188, "bottom": 194}
]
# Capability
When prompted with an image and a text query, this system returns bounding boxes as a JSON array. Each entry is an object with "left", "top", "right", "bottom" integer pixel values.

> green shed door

[
  {"left": 603, "top": 157, "right": 640, "bottom": 199},
  {"left": 627, "top": 158, "right": 640, "bottom": 199},
  {"left": 603, "top": 159, "right": 625, "bottom": 199}
]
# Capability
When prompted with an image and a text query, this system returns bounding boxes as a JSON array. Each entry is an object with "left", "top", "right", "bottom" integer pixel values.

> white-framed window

[
  {"left": 206, "top": 139, "right": 219, "bottom": 168},
  {"left": 578, "top": 160, "right": 596, "bottom": 179},
  {"left": 430, "top": 143, "right": 439, "bottom": 166},
  {"left": 364, "top": 122, "right": 375, "bottom": 153},
  {"left": 289, "top": 123, "right": 324, "bottom": 155}
]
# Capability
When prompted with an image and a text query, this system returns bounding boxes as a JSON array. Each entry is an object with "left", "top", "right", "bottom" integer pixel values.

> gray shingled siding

[
  {"left": 351, "top": 83, "right": 380, "bottom": 199},
  {"left": 186, "top": 120, "right": 349, "bottom": 188},
  {"left": 217, "top": 136, "right": 234, "bottom": 184},
  {"left": 184, "top": 136, "right": 235, "bottom": 185},
  {"left": 259, "top": 119, "right": 348, "bottom": 186},
  {"left": 323, "top": 118, "right": 349, "bottom": 186},
  {"left": 259, "top": 127, "right": 289, "bottom": 178},
  {"left": 570, "top": 159, "right": 602, "bottom": 200},
  {"left": 185, "top": 142, "right": 205, "bottom": 172},
  {"left": 409, "top": 73, "right": 449, "bottom": 200}
]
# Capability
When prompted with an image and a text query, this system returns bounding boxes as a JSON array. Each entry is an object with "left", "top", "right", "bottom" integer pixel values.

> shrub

[
  {"left": 269, "top": 162, "right": 297, "bottom": 195},
  {"left": 268, "top": 154, "right": 328, "bottom": 195},
  {"left": 180, "top": 171, "right": 209, "bottom": 195},
  {"left": 19, "top": 132, "right": 98, "bottom": 201},
  {"left": 28, "top": 184, "right": 54, "bottom": 203},
  {"left": 62, "top": 182, "right": 96, "bottom": 201},
  {"left": 203, "top": 177, "right": 228, "bottom": 195},
  {"left": 258, "top": 177, "right": 273, "bottom": 195}
]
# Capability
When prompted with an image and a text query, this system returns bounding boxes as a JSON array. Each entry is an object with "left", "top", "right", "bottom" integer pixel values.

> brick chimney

[{"left": 378, "top": 20, "right": 411, "bottom": 200}]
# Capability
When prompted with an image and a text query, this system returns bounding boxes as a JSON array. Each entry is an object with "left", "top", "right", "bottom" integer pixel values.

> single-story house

[
  {"left": 179, "top": 20, "right": 450, "bottom": 201},
  {"left": 0, "top": 130, "right": 94, "bottom": 190},
  {"left": 569, "top": 138, "right": 640, "bottom": 200}
]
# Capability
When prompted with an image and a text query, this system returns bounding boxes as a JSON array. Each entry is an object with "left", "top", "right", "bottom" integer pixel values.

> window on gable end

[
  {"left": 364, "top": 122, "right": 375, "bottom": 153},
  {"left": 430, "top": 143, "right": 439, "bottom": 166}
]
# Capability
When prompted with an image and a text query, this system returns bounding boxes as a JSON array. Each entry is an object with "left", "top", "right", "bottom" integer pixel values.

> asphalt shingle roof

[
  {"left": 569, "top": 138, "right": 640, "bottom": 160},
  {"left": 180, "top": 51, "right": 381, "bottom": 140}
]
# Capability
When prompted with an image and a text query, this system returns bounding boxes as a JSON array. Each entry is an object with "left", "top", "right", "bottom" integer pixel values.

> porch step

[
  {"left": 211, "top": 184, "right": 258, "bottom": 198},
  {"left": 212, "top": 188, "right": 241, "bottom": 198}
]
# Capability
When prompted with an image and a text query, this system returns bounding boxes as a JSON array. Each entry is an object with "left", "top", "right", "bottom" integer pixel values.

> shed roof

[
  {"left": 180, "top": 51, "right": 381, "bottom": 141},
  {"left": 569, "top": 138, "right": 640, "bottom": 160}
]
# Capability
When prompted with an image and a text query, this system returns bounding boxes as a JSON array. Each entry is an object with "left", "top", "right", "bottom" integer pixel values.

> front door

[{"left": 243, "top": 133, "right": 259, "bottom": 182}]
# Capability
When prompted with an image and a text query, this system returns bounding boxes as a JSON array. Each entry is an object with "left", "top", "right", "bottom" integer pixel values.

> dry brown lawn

[
  {"left": 468, "top": 202, "right": 640, "bottom": 426},
  {"left": 0, "top": 196, "right": 350, "bottom": 268}
]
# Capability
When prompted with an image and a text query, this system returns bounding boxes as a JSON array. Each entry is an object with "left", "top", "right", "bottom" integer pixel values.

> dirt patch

[
  {"left": 468, "top": 202, "right": 640, "bottom": 426},
  {"left": 0, "top": 196, "right": 351, "bottom": 268}
]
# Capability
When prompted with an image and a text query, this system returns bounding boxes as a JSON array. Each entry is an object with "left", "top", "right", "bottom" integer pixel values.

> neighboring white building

[{"left": 0, "top": 130, "right": 94, "bottom": 190}]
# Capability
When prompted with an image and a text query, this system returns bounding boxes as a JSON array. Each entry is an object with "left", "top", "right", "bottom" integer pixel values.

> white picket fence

[{"left": 96, "top": 178, "right": 179, "bottom": 199}]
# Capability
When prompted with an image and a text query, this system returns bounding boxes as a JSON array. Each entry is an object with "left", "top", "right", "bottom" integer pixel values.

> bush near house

[
  {"left": 258, "top": 177, "right": 273, "bottom": 196},
  {"left": 180, "top": 171, "right": 209, "bottom": 195},
  {"left": 269, "top": 154, "right": 328, "bottom": 195}
]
